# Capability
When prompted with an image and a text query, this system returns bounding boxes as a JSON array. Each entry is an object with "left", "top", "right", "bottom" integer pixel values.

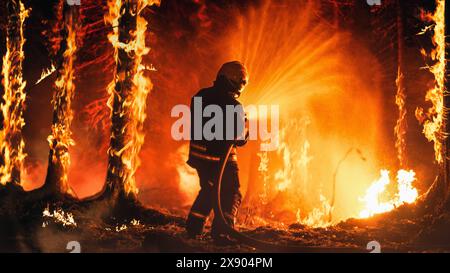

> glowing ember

[
  {"left": 415, "top": 0, "right": 446, "bottom": 164},
  {"left": 104, "top": 219, "right": 141, "bottom": 232},
  {"left": 359, "top": 169, "right": 418, "bottom": 218},
  {"left": 42, "top": 206, "right": 77, "bottom": 227},
  {"left": 130, "top": 219, "right": 141, "bottom": 226},
  {"left": 116, "top": 224, "right": 127, "bottom": 232},
  {"left": 0, "top": 1, "right": 30, "bottom": 185}
]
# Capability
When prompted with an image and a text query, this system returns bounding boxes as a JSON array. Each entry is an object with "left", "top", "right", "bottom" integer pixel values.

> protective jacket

[{"left": 187, "top": 77, "right": 247, "bottom": 169}]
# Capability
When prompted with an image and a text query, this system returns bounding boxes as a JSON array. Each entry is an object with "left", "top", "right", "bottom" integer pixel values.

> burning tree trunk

[
  {"left": 416, "top": 0, "right": 447, "bottom": 210},
  {"left": 103, "top": 0, "right": 159, "bottom": 207},
  {"left": 43, "top": 1, "right": 79, "bottom": 198},
  {"left": 394, "top": 0, "right": 407, "bottom": 168},
  {"left": 443, "top": 0, "right": 450, "bottom": 204},
  {"left": 0, "top": 0, "right": 29, "bottom": 186}
]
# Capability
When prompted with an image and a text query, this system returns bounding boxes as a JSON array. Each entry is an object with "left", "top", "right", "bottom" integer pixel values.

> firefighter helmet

[{"left": 216, "top": 61, "right": 249, "bottom": 96}]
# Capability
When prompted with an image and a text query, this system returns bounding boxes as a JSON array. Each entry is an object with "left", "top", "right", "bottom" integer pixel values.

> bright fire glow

[
  {"left": 226, "top": 0, "right": 385, "bottom": 224},
  {"left": 0, "top": 1, "right": 30, "bottom": 185},
  {"left": 297, "top": 194, "right": 332, "bottom": 228},
  {"left": 359, "top": 169, "right": 418, "bottom": 218}
]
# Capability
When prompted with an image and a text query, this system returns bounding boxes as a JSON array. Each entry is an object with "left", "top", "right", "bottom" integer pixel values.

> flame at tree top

[{"left": 0, "top": 0, "right": 30, "bottom": 185}]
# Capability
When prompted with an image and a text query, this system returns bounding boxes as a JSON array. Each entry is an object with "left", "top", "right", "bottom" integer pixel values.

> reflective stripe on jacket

[{"left": 189, "top": 142, "right": 237, "bottom": 163}]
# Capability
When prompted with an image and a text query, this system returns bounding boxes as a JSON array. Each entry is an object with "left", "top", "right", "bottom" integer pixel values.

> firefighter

[{"left": 186, "top": 61, "right": 249, "bottom": 244}]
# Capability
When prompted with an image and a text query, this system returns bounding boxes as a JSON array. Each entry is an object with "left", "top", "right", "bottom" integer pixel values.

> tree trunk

[
  {"left": 425, "top": 0, "right": 450, "bottom": 211},
  {"left": 104, "top": 0, "right": 139, "bottom": 205},
  {"left": 394, "top": 0, "right": 407, "bottom": 168},
  {"left": 0, "top": 0, "right": 29, "bottom": 186},
  {"left": 443, "top": 0, "right": 450, "bottom": 203},
  {"left": 44, "top": 1, "right": 78, "bottom": 197},
  {"left": 103, "top": 0, "right": 157, "bottom": 207}
]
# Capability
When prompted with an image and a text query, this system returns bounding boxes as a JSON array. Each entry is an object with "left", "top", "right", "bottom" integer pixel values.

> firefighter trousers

[{"left": 186, "top": 162, "right": 242, "bottom": 239}]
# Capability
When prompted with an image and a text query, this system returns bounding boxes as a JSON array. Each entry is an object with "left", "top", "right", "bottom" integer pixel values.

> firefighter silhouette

[{"left": 186, "top": 61, "right": 249, "bottom": 243}]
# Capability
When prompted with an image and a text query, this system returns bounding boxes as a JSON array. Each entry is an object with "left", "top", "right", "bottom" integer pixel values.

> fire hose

[{"left": 213, "top": 143, "right": 361, "bottom": 253}]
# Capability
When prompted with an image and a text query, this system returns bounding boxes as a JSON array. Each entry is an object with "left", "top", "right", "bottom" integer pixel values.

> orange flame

[
  {"left": 297, "top": 194, "right": 332, "bottom": 228},
  {"left": 0, "top": 1, "right": 30, "bottom": 185},
  {"left": 395, "top": 68, "right": 407, "bottom": 167},
  {"left": 47, "top": 4, "right": 79, "bottom": 195},
  {"left": 359, "top": 169, "right": 418, "bottom": 218},
  {"left": 415, "top": 0, "right": 446, "bottom": 164},
  {"left": 105, "top": 0, "right": 160, "bottom": 195}
]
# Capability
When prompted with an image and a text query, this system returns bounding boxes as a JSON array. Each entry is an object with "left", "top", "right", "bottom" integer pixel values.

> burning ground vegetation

[{"left": 1, "top": 0, "right": 450, "bottom": 253}]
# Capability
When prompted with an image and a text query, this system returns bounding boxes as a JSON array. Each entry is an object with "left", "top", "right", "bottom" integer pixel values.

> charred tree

[
  {"left": 394, "top": 0, "right": 407, "bottom": 168},
  {"left": 0, "top": 0, "right": 29, "bottom": 187},
  {"left": 416, "top": 0, "right": 448, "bottom": 212},
  {"left": 443, "top": 0, "right": 450, "bottom": 206},
  {"left": 103, "top": 0, "right": 140, "bottom": 208},
  {"left": 42, "top": 1, "right": 79, "bottom": 199},
  {"left": 415, "top": 1, "right": 450, "bottom": 245},
  {"left": 101, "top": 0, "right": 159, "bottom": 214}
]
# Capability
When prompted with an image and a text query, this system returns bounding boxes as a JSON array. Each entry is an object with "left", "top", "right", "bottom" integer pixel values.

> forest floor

[{"left": 2, "top": 199, "right": 450, "bottom": 253}]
